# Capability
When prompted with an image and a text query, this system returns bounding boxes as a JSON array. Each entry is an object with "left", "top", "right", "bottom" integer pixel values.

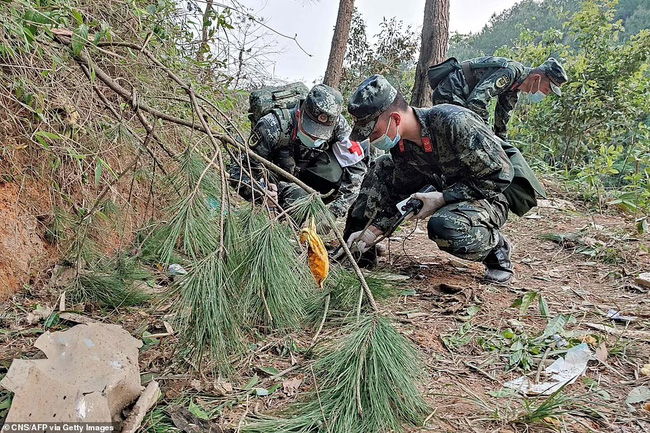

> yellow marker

[{"left": 299, "top": 217, "right": 329, "bottom": 289}]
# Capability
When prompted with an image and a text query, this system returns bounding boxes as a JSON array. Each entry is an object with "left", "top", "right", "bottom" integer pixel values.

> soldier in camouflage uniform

[
  {"left": 341, "top": 75, "right": 543, "bottom": 283},
  {"left": 429, "top": 57, "right": 568, "bottom": 140},
  {"left": 230, "top": 84, "right": 367, "bottom": 220}
]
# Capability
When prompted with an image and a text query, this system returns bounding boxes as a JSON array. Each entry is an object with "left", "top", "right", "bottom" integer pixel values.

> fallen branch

[
  {"left": 585, "top": 323, "right": 650, "bottom": 341},
  {"left": 121, "top": 380, "right": 161, "bottom": 433},
  {"left": 62, "top": 37, "right": 379, "bottom": 312}
]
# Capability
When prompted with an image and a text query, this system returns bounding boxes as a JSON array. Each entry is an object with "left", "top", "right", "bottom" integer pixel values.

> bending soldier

[
  {"left": 230, "top": 84, "right": 367, "bottom": 220},
  {"left": 428, "top": 56, "right": 568, "bottom": 140}
]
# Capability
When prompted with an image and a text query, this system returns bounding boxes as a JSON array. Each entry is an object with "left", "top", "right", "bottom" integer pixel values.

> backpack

[
  {"left": 500, "top": 141, "right": 547, "bottom": 217},
  {"left": 427, "top": 57, "right": 460, "bottom": 90},
  {"left": 248, "top": 82, "right": 309, "bottom": 126}
]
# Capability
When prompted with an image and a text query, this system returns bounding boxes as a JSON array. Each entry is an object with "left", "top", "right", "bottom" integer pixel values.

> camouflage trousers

[{"left": 344, "top": 155, "right": 509, "bottom": 262}]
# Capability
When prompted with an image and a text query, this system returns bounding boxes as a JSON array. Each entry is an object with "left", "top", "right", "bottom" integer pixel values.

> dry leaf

[
  {"left": 595, "top": 342, "right": 608, "bottom": 362},
  {"left": 640, "top": 364, "right": 650, "bottom": 377},
  {"left": 635, "top": 273, "right": 650, "bottom": 289},
  {"left": 581, "top": 335, "right": 597, "bottom": 346},
  {"left": 213, "top": 379, "right": 232, "bottom": 396},
  {"left": 51, "top": 28, "right": 73, "bottom": 37},
  {"left": 300, "top": 218, "right": 329, "bottom": 289},
  {"left": 190, "top": 379, "right": 203, "bottom": 392},
  {"left": 282, "top": 376, "right": 303, "bottom": 396}
]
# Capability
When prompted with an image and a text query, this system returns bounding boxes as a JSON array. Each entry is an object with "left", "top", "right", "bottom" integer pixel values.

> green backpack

[{"left": 248, "top": 82, "right": 309, "bottom": 126}]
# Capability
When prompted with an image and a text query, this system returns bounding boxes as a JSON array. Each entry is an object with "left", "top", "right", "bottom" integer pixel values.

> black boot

[{"left": 483, "top": 234, "right": 514, "bottom": 284}]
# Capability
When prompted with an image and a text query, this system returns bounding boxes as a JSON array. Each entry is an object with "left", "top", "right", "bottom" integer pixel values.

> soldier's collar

[
  {"left": 413, "top": 108, "right": 434, "bottom": 153},
  {"left": 514, "top": 67, "right": 533, "bottom": 89}
]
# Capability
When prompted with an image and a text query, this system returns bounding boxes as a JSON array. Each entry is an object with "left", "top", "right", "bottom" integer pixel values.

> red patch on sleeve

[
  {"left": 422, "top": 137, "right": 433, "bottom": 153},
  {"left": 399, "top": 140, "right": 405, "bottom": 152},
  {"left": 349, "top": 141, "right": 363, "bottom": 156}
]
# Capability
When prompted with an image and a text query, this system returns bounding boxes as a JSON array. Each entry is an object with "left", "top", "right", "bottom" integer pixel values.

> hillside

[
  {"left": 449, "top": 0, "right": 650, "bottom": 59},
  {"left": 0, "top": 0, "right": 649, "bottom": 432}
]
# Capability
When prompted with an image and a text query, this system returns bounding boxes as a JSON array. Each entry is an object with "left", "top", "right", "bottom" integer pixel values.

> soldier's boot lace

[{"left": 483, "top": 234, "right": 514, "bottom": 284}]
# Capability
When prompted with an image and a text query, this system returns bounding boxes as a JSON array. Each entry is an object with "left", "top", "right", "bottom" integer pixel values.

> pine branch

[{"left": 60, "top": 37, "right": 379, "bottom": 311}]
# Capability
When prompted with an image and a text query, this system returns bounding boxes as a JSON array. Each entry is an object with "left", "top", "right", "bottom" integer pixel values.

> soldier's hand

[
  {"left": 410, "top": 191, "right": 446, "bottom": 219},
  {"left": 263, "top": 182, "right": 278, "bottom": 207},
  {"left": 346, "top": 226, "right": 382, "bottom": 255}
]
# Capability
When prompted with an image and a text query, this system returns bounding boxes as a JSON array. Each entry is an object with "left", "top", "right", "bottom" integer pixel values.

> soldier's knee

[{"left": 427, "top": 214, "right": 469, "bottom": 241}]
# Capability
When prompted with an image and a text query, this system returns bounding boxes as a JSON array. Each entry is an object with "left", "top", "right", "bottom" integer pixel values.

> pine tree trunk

[
  {"left": 410, "top": 0, "right": 450, "bottom": 107},
  {"left": 323, "top": 0, "right": 355, "bottom": 88}
]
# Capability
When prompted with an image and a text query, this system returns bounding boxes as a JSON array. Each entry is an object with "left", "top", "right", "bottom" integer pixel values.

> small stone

[{"left": 635, "top": 272, "right": 650, "bottom": 289}]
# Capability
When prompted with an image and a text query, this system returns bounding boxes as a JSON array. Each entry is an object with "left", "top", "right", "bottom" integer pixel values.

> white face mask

[
  {"left": 528, "top": 91, "right": 546, "bottom": 103},
  {"left": 526, "top": 77, "right": 547, "bottom": 103}
]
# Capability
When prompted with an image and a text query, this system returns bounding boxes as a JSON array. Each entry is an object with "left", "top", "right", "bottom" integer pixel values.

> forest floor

[{"left": 1, "top": 195, "right": 649, "bottom": 433}]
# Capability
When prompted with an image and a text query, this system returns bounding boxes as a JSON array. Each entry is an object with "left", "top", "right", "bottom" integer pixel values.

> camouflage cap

[
  {"left": 539, "top": 58, "right": 568, "bottom": 96},
  {"left": 348, "top": 75, "right": 398, "bottom": 141},
  {"left": 300, "top": 84, "right": 343, "bottom": 140}
]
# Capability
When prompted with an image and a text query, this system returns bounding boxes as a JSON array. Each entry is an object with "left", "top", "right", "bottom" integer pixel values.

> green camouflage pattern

[
  {"left": 431, "top": 56, "right": 528, "bottom": 140},
  {"left": 344, "top": 104, "right": 512, "bottom": 262},
  {"left": 248, "top": 82, "right": 309, "bottom": 125},
  {"left": 348, "top": 75, "right": 398, "bottom": 141},
  {"left": 301, "top": 84, "right": 344, "bottom": 139},
  {"left": 230, "top": 106, "right": 366, "bottom": 219}
]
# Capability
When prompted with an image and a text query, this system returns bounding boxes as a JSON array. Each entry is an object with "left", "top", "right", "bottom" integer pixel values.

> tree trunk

[
  {"left": 410, "top": 0, "right": 450, "bottom": 107},
  {"left": 197, "top": 0, "right": 214, "bottom": 63},
  {"left": 323, "top": 0, "right": 355, "bottom": 88}
]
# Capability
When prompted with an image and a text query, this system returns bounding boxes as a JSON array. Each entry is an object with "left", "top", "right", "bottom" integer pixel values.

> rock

[
  {"left": 635, "top": 272, "right": 650, "bottom": 289},
  {"left": 1, "top": 323, "right": 143, "bottom": 424}
]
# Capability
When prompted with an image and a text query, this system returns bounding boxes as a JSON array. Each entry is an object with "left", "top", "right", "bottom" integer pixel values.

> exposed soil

[
  {"left": 0, "top": 182, "right": 52, "bottom": 300},
  {"left": 1, "top": 197, "right": 649, "bottom": 432}
]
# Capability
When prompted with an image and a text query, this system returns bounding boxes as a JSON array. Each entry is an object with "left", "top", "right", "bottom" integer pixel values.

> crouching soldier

[
  {"left": 341, "top": 75, "right": 545, "bottom": 283},
  {"left": 230, "top": 84, "right": 367, "bottom": 221}
]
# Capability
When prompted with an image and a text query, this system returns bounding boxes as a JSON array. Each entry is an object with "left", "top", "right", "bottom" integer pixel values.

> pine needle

[
  {"left": 170, "top": 246, "right": 245, "bottom": 373},
  {"left": 243, "top": 314, "right": 429, "bottom": 433},
  {"left": 153, "top": 149, "right": 223, "bottom": 263},
  {"left": 71, "top": 254, "right": 151, "bottom": 307},
  {"left": 305, "top": 267, "right": 397, "bottom": 327},
  {"left": 283, "top": 193, "right": 330, "bottom": 231},
  {"left": 232, "top": 208, "right": 316, "bottom": 329}
]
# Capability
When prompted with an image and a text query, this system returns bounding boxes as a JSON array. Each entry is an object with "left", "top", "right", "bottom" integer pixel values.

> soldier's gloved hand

[
  {"left": 410, "top": 191, "right": 446, "bottom": 220},
  {"left": 346, "top": 227, "right": 381, "bottom": 255}
]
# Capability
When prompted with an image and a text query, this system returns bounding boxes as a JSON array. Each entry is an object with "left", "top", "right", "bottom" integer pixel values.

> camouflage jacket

[
  {"left": 371, "top": 104, "right": 514, "bottom": 232},
  {"left": 231, "top": 106, "right": 367, "bottom": 217},
  {"left": 460, "top": 56, "right": 528, "bottom": 139}
]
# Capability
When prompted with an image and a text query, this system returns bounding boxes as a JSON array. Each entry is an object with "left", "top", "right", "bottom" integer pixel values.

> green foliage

[
  {"left": 244, "top": 315, "right": 429, "bottom": 433},
  {"left": 499, "top": 0, "right": 650, "bottom": 213},
  {"left": 71, "top": 254, "right": 151, "bottom": 308},
  {"left": 306, "top": 267, "right": 400, "bottom": 327},
  {"left": 169, "top": 243, "right": 246, "bottom": 373},
  {"left": 448, "top": 0, "right": 649, "bottom": 59},
  {"left": 340, "top": 9, "right": 418, "bottom": 101},
  {"left": 151, "top": 150, "right": 223, "bottom": 263},
  {"left": 234, "top": 209, "right": 316, "bottom": 329}
]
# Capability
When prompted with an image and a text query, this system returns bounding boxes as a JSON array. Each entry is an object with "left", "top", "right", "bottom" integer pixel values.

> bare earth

[{"left": 1, "top": 197, "right": 649, "bottom": 432}]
